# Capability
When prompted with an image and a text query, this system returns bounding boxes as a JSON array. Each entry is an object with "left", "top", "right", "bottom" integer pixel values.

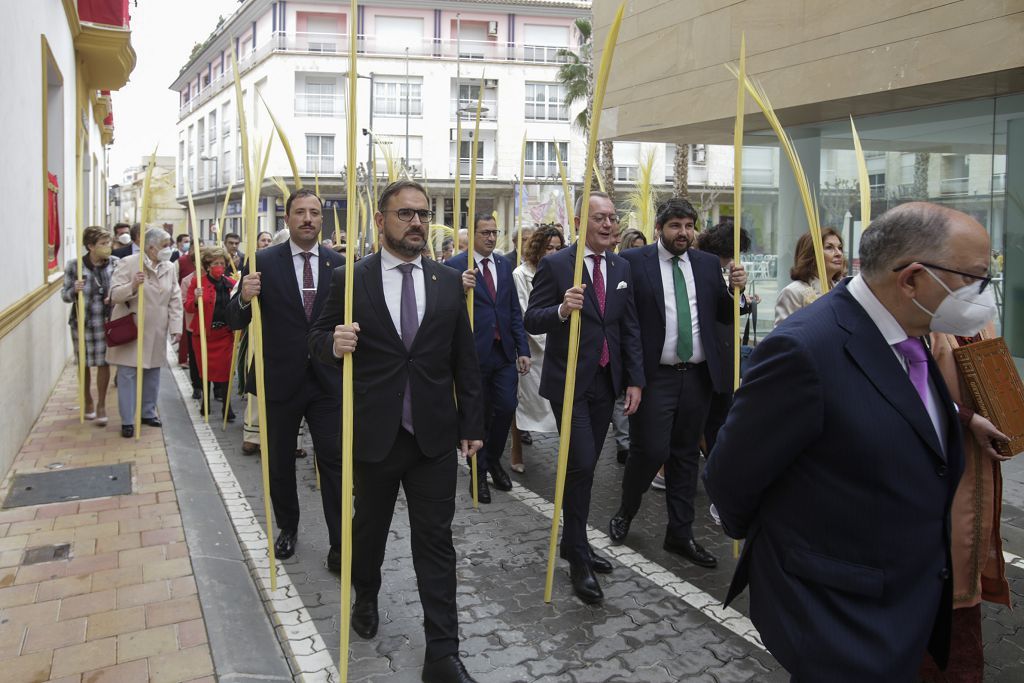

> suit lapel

[
  {"left": 644, "top": 246, "right": 666, "bottom": 324},
  {"left": 835, "top": 290, "right": 946, "bottom": 461},
  {"left": 278, "top": 243, "right": 303, "bottom": 311},
  {"left": 361, "top": 254, "right": 404, "bottom": 348},
  {"left": 413, "top": 259, "right": 440, "bottom": 350}
]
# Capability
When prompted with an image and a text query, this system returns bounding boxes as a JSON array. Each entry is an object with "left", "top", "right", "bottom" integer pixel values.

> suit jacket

[
  {"left": 524, "top": 244, "right": 644, "bottom": 400},
  {"left": 445, "top": 251, "right": 530, "bottom": 364},
  {"left": 308, "top": 252, "right": 484, "bottom": 461},
  {"left": 226, "top": 241, "right": 342, "bottom": 402},
  {"left": 703, "top": 280, "right": 962, "bottom": 681},
  {"left": 112, "top": 244, "right": 136, "bottom": 259},
  {"left": 620, "top": 244, "right": 743, "bottom": 394}
]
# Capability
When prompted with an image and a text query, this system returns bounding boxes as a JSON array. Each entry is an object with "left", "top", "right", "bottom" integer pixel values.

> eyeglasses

[
  {"left": 590, "top": 213, "right": 620, "bottom": 225},
  {"left": 385, "top": 209, "right": 434, "bottom": 222},
  {"left": 892, "top": 261, "right": 993, "bottom": 294},
  {"left": 477, "top": 230, "right": 499, "bottom": 238}
]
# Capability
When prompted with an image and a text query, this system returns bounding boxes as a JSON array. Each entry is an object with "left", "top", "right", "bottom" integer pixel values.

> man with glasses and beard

[
  {"left": 310, "top": 180, "right": 484, "bottom": 683},
  {"left": 227, "top": 189, "right": 343, "bottom": 571}
]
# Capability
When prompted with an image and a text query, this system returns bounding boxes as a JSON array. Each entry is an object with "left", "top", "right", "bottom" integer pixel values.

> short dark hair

[
  {"left": 790, "top": 228, "right": 844, "bottom": 284},
  {"left": 256, "top": 231, "right": 273, "bottom": 242},
  {"left": 696, "top": 221, "right": 751, "bottom": 258},
  {"left": 474, "top": 212, "right": 496, "bottom": 230},
  {"left": 83, "top": 225, "right": 111, "bottom": 248},
  {"left": 655, "top": 197, "right": 698, "bottom": 228},
  {"left": 113, "top": 222, "right": 131, "bottom": 234},
  {"left": 130, "top": 223, "right": 141, "bottom": 241},
  {"left": 377, "top": 179, "right": 429, "bottom": 213},
  {"left": 176, "top": 234, "right": 189, "bottom": 245},
  {"left": 285, "top": 188, "right": 323, "bottom": 215},
  {"left": 223, "top": 232, "right": 241, "bottom": 242}
]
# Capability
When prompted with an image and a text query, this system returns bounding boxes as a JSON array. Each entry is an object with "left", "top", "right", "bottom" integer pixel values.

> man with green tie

[{"left": 608, "top": 198, "right": 747, "bottom": 568}]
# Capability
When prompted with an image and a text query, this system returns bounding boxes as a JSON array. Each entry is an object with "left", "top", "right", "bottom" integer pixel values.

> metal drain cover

[
  {"left": 3, "top": 463, "right": 132, "bottom": 508},
  {"left": 22, "top": 543, "right": 71, "bottom": 565}
]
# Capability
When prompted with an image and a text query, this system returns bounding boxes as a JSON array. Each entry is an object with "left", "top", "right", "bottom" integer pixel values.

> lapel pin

[
  {"left": 432, "top": 274, "right": 437, "bottom": 281},
  {"left": 326, "top": 261, "right": 331, "bottom": 268}
]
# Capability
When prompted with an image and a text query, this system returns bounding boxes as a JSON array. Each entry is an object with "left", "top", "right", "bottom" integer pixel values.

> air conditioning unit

[
  {"left": 484, "top": 78, "right": 498, "bottom": 88},
  {"left": 488, "top": 21, "right": 499, "bottom": 37}
]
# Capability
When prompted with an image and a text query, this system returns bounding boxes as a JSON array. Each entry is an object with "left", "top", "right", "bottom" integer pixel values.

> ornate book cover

[{"left": 953, "top": 337, "right": 1024, "bottom": 458}]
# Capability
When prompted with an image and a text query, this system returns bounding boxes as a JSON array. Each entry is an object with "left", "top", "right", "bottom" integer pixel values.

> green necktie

[{"left": 672, "top": 256, "right": 693, "bottom": 362}]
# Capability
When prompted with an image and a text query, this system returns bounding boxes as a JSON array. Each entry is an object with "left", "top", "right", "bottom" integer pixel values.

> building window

[
  {"left": 691, "top": 144, "right": 707, "bottom": 165},
  {"left": 525, "top": 83, "right": 567, "bottom": 121},
  {"left": 297, "top": 78, "right": 339, "bottom": 117},
  {"left": 306, "top": 134, "right": 335, "bottom": 174},
  {"left": 42, "top": 37, "right": 64, "bottom": 276},
  {"left": 452, "top": 138, "right": 485, "bottom": 176},
  {"left": 208, "top": 111, "right": 217, "bottom": 145},
  {"left": 221, "top": 103, "right": 231, "bottom": 138},
  {"left": 615, "top": 165, "right": 638, "bottom": 182},
  {"left": 525, "top": 141, "right": 569, "bottom": 179},
  {"left": 868, "top": 172, "right": 886, "bottom": 195},
  {"left": 376, "top": 16, "right": 425, "bottom": 55},
  {"left": 222, "top": 150, "right": 232, "bottom": 184},
  {"left": 522, "top": 24, "right": 569, "bottom": 63},
  {"left": 374, "top": 78, "right": 423, "bottom": 117}
]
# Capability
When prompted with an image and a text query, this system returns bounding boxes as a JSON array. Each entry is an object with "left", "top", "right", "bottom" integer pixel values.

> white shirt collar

[
  {"left": 289, "top": 239, "right": 317, "bottom": 258},
  {"left": 380, "top": 247, "right": 422, "bottom": 271},
  {"left": 656, "top": 240, "right": 688, "bottom": 263},
  {"left": 582, "top": 244, "right": 607, "bottom": 259},
  {"left": 474, "top": 251, "right": 494, "bottom": 264},
  {"left": 846, "top": 274, "right": 908, "bottom": 346}
]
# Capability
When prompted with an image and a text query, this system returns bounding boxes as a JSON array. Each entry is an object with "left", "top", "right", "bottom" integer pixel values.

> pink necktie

[
  {"left": 894, "top": 337, "right": 929, "bottom": 406},
  {"left": 589, "top": 254, "right": 610, "bottom": 367},
  {"left": 300, "top": 252, "right": 315, "bottom": 321}
]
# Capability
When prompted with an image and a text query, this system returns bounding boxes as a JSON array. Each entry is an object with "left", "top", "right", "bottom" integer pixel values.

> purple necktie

[
  {"left": 397, "top": 263, "right": 419, "bottom": 433},
  {"left": 894, "top": 337, "right": 929, "bottom": 407},
  {"left": 589, "top": 254, "right": 610, "bottom": 367},
  {"left": 300, "top": 252, "right": 315, "bottom": 321}
]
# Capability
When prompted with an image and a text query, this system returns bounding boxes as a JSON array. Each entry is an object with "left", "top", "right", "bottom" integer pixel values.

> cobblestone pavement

[{"left": 190, "top": 364, "right": 1024, "bottom": 682}]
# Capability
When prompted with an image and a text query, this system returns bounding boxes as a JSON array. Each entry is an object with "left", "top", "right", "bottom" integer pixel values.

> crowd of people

[{"left": 64, "top": 183, "right": 1011, "bottom": 683}]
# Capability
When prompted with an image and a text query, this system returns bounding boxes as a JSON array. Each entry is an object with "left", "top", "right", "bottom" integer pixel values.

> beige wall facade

[{"left": 594, "top": 0, "right": 1024, "bottom": 143}]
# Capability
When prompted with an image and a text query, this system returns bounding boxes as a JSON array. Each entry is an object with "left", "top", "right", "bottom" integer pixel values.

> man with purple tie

[{"left": 704, "top": 203, "right": 996, "bottom": 681}]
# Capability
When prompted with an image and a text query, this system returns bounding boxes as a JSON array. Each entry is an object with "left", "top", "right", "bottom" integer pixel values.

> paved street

[{"left": 177, "top": 364, "right": 1024, "bottom": 682}]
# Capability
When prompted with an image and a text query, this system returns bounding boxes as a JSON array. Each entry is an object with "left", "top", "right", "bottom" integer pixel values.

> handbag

[
  {"left": 739, "top": 300, "right": 758, "bottom": 377},
  {"left": 104, "top": 312, "right": 137, "bottom": 347}
]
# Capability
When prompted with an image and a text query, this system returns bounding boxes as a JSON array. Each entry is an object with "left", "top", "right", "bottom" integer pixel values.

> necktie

[
  {"left": 589, "top": 254, "right": 610, "bottom": 367},
  {"left": 480, "top": 258, "right": 501, "bottom": 341},
  {"left": 671, "top": 256, "right": 693, "bottom": 362},
  {"left": 894, "top": 337, "right": 930, "bottom": 407},
  {"left": 397, "top": 263, "right": 419, "bottom": 433},
  {"left": 300, "top": 252, "right": 315, "bottom": 321}
]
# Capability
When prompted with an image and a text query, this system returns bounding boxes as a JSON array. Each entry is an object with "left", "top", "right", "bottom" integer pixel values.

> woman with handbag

[
  {"left": 184, "top": 246, "right": 237, "bottom": 421},
  {"left": 106, "top": 227, "right": 183, "bottom": 438},
  {"left": 61, "top": 226, "right": 119, "bottom": 426}
]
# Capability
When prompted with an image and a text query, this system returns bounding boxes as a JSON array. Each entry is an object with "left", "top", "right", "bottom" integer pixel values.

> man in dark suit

[
  {"left": 448, "top": 213, "right": 530, "bottom": 503},
  {"left": 524, "top": 191, "right": 645, "bottom": 605},
  {"left": 112, "top": 222, "right": 140, "bottom": 258},
  {"left": 703, "top": 202, "right": 995, "bottom": 680},
  {"left": 309, "top": 180, "right": 484, "bottom": 683},
  {"left": 608, "top": 199, "right": 747, "bottom": 569},
  {"left": 226, "top": 189, "right": 342, "bottom": 570}
]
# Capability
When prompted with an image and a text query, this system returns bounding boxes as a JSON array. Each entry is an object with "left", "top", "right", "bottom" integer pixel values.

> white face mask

[
  {"left": 912, "top": 266, "right": 997, "bottom": 336},
  {"left": 117, "top": 233, "right": 132, "bottom": 245},
  {"left": 181, "top": 242, "right": 190, "bottom": 253},
  {"left": 156, "top": 247, "right": 174, "bottom": 263}
]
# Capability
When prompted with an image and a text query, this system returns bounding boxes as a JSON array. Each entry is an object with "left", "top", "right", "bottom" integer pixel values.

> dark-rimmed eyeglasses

[
  {"left": 892, "top": 261, "right": 992, "bottom": 294},
  {"left": 385, "top": 209, "right": 434, "bottom": 222},
  {"left": 590, "top": 213, "right": 620, "bottom": 225}
]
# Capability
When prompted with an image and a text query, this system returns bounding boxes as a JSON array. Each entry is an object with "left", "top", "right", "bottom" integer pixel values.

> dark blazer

[
  {"left": 226, "top": 241, "right": 342, "bottom": 402},
  {"left": 703, "top": 280, "right": 962, "bottom": 681},
  {"left": 524, "top": 244, "right": 644, "bottom": 400},
  {"left": 620, "top": 244, "right": 743, "bottom": 394},
  {"left": 308, "top": 253, "right": 484, "bottom": 461},
  {"left": 112, "top": 244, "right": 135, "bottom": 259},
  {"left": 445, "top": 251, "right": 530, "bottom": 364}
]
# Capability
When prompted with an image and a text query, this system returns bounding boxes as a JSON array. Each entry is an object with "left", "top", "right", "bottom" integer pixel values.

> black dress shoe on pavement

[
  {"left": 121, "top": 425, "right": 134, "bottom": 438},
  {"left": 471, "top": 473, "right": 491, "bottom": 504},
  {"left": 560, "top": 545, "right": 614, "bottom": 574},
  {"left": 141, "top": 417, "right": 162, "bottom": 427},
  {"left": 421, "top": 654, "right": 477, "bottom": 683},
  {"left": 489, "top": 463, "right": 513, "bottom": 492},
  {"left": 569, "top": 560, "right": 603, "bottom": 604},
  {"left": 351, "top": 594, "right": 379, "bottom": 639},
  {"left": 616, "top": 448, "right": 629, "bottom": 464},
  {"left": 608, "top": 508, "right": 632, "bottom": 544},
  {"left": 519, "top": 431, "right": 533, "bottom": 445},
  {"left": 664, "top": 536, "right": 718, "bottom": 568},
  {"left": 274, "top": 530, "right": 297, "bottom": 559},
  {"left": 326, "top": 546, "right": 341, "bottom": 573}
]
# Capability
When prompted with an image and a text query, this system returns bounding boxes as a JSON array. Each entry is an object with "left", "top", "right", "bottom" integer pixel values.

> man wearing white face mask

[{"left": 704, "top": 202, "right": 999, "bottom": 681}]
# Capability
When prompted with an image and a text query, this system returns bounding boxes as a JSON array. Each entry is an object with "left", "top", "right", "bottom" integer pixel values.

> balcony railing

[
  {"left": 451, "top": 98, "right": 498, "bottom": 121},
  {"left": 741, "top": 167, "right": 775, "bottom": 186},
  {"left": 295, "top": 93, "right": 345, "bottom": 117},
  {"left": 525, "top": 161, "right": 570, "bottom": 180},
  {"left": 449, "top": 157, "right": 497, "bottom": 178},
  {"left": 940, "top": 177, "right": 969, "bottom": 195},
  {"left": 306, "top": 157, "right": 335, "bottom": 175}
]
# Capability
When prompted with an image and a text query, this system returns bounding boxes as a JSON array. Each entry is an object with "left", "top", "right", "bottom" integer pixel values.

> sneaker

[{"left": 651, "top": 473, "right": 666, "bottom": 491}]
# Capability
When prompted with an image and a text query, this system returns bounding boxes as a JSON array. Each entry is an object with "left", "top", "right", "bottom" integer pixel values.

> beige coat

[
  {"left": 105, "top": 254, "right": 183, "bottom": 369},
  {"left": 774, "top": 278, "right": 823, "bottom": 327}
]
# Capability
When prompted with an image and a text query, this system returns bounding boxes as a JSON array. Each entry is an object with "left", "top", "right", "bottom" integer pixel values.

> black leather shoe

[
  {"left": 608, "top": 507, "right": 632, "bottom": 544},
  {"left": 469, "top": 473, "right": 491, "bottom": 504},
  {"left": 421, "top": 654, "right": 477, "bottom": 683},
  {"left": 141, "top": 417, "right": 162, "bottom": 427},
  {"left": 519, "top": 431, "right": 533, "bottom": 445},
  {"left": 664, "top": 536, "right": 718, "bottom": 568},
  {"left": 326, "top": 546, "right": 340, "bottom": 573},
  {"left": 569, "top": 561, "right": 603, "bottom": 604},
  {"left": 489, "top": 463, "right": 513, "bottom": 492},
  {"left": 616, "top": 449, "right": 629, "bottom": 464},
  {"left": 560, "top": 545, "right": 613, "bottom": 574},
  {"left": 274, "top": 530, "right": 297, "bottom": 559},
  {"left": 121, "top": 425, "right": 134, "bottom": 438},
  {"left": 351, "top": 594, "right": 379, "bottom": 639}
]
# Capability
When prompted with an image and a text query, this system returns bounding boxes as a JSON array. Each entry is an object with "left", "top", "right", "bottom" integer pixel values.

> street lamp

[{"left": 200, "top": 155, "right": 218, "bottom": 243}]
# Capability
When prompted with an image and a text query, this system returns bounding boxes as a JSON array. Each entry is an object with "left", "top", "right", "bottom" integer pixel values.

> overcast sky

[{"left": 108, "top": 0, "right": 242, "bottom": 183}]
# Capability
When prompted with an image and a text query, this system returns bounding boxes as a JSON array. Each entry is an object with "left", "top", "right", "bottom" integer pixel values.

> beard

[
  {"left": 660, "top": 233, "right": 690, "bottom": 256},
  {"left": 384, "top": 228, "right": 424, "bottom": 257}
]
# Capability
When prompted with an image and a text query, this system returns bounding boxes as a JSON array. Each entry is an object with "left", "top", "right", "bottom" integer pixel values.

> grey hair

[
  {"left": 858, "top": 202, "right": 954, "bottom": 279},
  {"left": 271, "top": 228, "right": 291, "bottom": 246},
  {"left": 574, "top": 191, "right": 612, "bottom": 217},
  {"left": 144, "top": 227, "right": 170, "bottom": 249}
]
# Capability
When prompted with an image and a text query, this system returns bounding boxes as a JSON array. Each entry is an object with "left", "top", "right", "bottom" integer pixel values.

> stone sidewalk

[{"left": 0, "top": 365, "right": 213, "bottom": 683}]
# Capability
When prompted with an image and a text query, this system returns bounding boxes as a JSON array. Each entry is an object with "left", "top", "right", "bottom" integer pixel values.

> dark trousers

[
  {"left": 477, "top": 342, "right": 519, "bottom": 476},
  {"left": 621, "top": 363, "right": 712, "bottom": 539},
  {"left": 352, "top": 429, "right": 459, "bottom": 662},
  {"left": 703, "top": 390, "right": 733, "bottom": 456},
  {"left": 187, "top": 331, "right": 201, "bottom": 391},
  {"left": 549, "top": 367, "right": 616, "bottom": 565},
  {"left": 265, "top": 369, "right": 342, "bottom": 546}
]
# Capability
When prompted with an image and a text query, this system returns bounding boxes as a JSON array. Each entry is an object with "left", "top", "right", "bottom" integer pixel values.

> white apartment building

[{"left": 172, "top": 0, "right": 595, "bottom": 241}]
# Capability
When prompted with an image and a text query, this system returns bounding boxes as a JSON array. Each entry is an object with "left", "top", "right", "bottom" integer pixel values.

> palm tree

[
  {"left": 673, "top": 143, "right": 690, "bottom": 198},
  {"left": 557, "top": 18, "right": 614, "bottom": 195}
]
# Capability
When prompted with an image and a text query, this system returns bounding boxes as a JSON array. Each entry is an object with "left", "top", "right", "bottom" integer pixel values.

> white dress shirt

[
  {"left": 474, "top": 251, "right": 498, "bottom": 296},
  {"left": 582, "top": 245, "right": 607, "bottom": 289},
  {"left": 289, "top": 239, "right": 319, "bottom": 303},
  {"left": 380, "top": 247, "right": 426, "bottom": 335},
  {"left": 847, "top": 274, "right": 946, "bottom": 448},
  {"left": 658, "top": 242, "right": 705, "bottom": 365}
]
